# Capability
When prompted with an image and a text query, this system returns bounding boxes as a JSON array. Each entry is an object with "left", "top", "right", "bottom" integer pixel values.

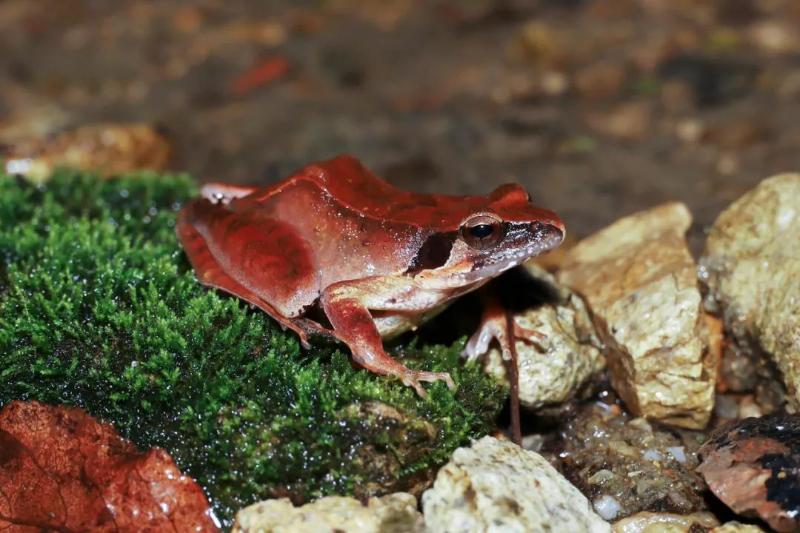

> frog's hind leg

[{"left": 177, "top": 199, "right": 327, "bottom": 347}]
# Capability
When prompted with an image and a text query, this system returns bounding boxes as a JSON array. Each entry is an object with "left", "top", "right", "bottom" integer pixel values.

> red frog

[{"left": 177, "top": 155, "right": 564, "bottom": 396}]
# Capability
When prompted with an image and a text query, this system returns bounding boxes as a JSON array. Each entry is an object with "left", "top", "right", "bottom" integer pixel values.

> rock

[
  {"left": 714, "top": 394, "right": 741, "bottom": 421},
  {"left": 612, "top": 511, "right": 720, "bottom": 532},
  {"left": 661, "top": 81, "right": 698, "bottom": 115},
  {"left": 0, "top": 99, "right": 71, "bottom": 145},
  {"left": 232, "top": 493, "right": 422, "bottom": 533},
  {"left": 584, "top": 102, "right": 653, "bottom": 142},
  {"left": 422, "top": 436, "right": 610, "bottom": 533},
  {"left": 714, "top": 0, "right": 759, "bottom": 25},
  {"left": 2, "top": 122, "right": 172, "bottom": 183},
  {"left": 747, "top": 20, "right": 800, "bottom": 55},
  {"left": 484, "top": 265, "right": 605, "bottom": 409},
  {"left": 515, "top": 22, "right": 571, "bottom": 69},
  {"left": 717, "top": 520, "right": 769, "bottom": 532},
  {"left": 528, "top": 233, "right": 577, "bottom": 273},
  {"left": 737, "top": 395, "right": 763, "bottom": 419},
  {"left": 697, "top": 415, "right": 800, "bottom": 533},
  {"left": 714, "top": 341, "right": 785, "bottom": 416},
  {"left": 717, "top": 341, "right": 760, "bottom": 393},
  {"left": 715, "top": 394, "right": 766, "bottom": 423},
  {"left": 557, "top": 203, "right": 717, "bottom": 429},
  {"left": 574, "top": 61, "right": 628, "bottom": 102},
  {"left": 657, "top": 55, "right": 759, "bottom": 108},
  {"left": 559, "top": 403, "right": 708, "bottom": 521},
  {"left": 612, "top": 514, "right": 765, "bottom": 533},
  {"left": 700, "top": 174, "right": 800, "bottom": 408},
  {"left": 322, "top": 0, "right": 414, "bottom": 31},
  {"left": 702, "top": 120, "right": 772, "bottom": 151},
  {"left": 675, "top": 119, "right": 705, "bottom": 144}
]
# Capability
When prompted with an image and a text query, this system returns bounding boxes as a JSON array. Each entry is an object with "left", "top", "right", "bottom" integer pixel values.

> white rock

[
  {"left": 593, "top": 495, "right": 622, "bottom": 521},
  {"left": 422, "top": 436, "right": 610, "bottom": 533},
  {"left": 232, "top": 493, "right": 423, "bottom": 533},
  {"left": 483, "top": 290, "right": 604, "bottom": 409},
  {"left": 612, "top": 511, "right": 719, "bottom": 532},
  {"left": 711, "top": 522, "right": 766, "bottom": 533},
  {"left": 701, "top": 174, "right": 800, "bottom": 408},
  {"left": 558, "top": 203, "right": 717, "bottom": 429}
]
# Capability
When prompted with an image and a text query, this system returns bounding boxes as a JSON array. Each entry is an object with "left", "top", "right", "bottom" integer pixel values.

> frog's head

[{"left": 410, "top": 184, "right": 564, "bottom": 290}]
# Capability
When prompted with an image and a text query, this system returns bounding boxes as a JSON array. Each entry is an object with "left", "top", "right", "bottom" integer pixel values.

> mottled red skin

[
  {"left": 177, "top": 154, "right": 564, "bottom": 396},
  {"left": 0, "top": 401, "right": 218, "bottom": 533}
]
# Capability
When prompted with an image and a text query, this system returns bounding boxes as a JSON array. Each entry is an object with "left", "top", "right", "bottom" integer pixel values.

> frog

[{"left": 177, "top": 155, "right": 564, "bottom": 396}]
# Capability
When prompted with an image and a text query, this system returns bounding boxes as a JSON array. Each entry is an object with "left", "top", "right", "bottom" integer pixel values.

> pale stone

[
  {"left": 612, "top": 511, "right": 719, "bottom": 533},
  {"left": 484, "top": 266, "right": 604, "bottom": 409},
  {"left": 3, "top": 122, "right": 171, "bottom": 183},
  {"left": 232, "top": 493, "right": 423, "bottom": 533},
  {"left": 585, "top": 102, "right": 653, "bottom": 141},
  {"left": 558, "top": 203, "right": 716, "bottom": 429},
  {"left": 700, "top": 174, "right": 800, "bottom": 407},
  {"left": 711, "top": 522, "right": 766, "bottom": 533},
  {"left": 422, "top": 436, "right": 611, "bottom": 533}
]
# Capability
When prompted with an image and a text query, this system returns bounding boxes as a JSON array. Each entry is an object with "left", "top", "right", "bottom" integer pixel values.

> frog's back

[
  {"left": 240, "top": 171, "right": 425, "bottom": 288},
  {"left": 278, "top": 155, "right": 488, "bottom": 231}
]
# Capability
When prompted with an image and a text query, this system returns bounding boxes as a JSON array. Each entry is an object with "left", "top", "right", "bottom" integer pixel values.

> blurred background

[{"left": 2, "top": 0, "right": 799, "bottom": 248}]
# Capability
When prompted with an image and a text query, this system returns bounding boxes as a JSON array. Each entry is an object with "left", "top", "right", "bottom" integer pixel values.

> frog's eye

[{"left": 460, "top": 214, "right": 504, "bottom": 250}]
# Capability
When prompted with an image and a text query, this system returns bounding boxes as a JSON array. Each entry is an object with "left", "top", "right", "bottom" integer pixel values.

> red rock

[{"left": 698, "top": 415, "right": 800, "bottom": 533}]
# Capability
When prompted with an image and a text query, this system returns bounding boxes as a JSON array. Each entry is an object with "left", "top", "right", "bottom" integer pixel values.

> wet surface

[
  {"left": 3, "top": 0, "right": 800, "bottom": 249},
  {"left": 698, "top": 415, "right": 800, "bottom": 532},
  {"left": 555, "top": 401, "right": 708, "bottom": 521},
  {"left": 0, "top": 400, "right": 218, "bottom": 532}
]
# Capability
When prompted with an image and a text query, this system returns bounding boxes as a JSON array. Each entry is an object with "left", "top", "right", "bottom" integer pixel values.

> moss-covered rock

[{"left": 0, "top": 171, "right": 505, "bottom": 526}]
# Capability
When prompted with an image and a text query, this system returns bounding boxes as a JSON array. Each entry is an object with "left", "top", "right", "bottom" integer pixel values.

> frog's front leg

[
  {"left": 321, "top": 277, "right": 456, "bottom": 397},
  {"left": 464, "top": 291, "right": 546, "bottom": 362},
  {"left": 462, "top": 288, "right": 540, "bottom": 445}
]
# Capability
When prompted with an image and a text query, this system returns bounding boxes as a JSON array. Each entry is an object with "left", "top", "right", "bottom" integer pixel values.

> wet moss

[{"left": 0, "top": 170, "right": 505, "bottom": 525}]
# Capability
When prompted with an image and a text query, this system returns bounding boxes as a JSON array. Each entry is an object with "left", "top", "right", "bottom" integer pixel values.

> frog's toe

[
  {"left": 400, "top": 370, "right": 456, "bottom": 396},
  {"left": 514, "top": 322, "right": 547, "bottom": 343},
  {"left": 465, "top": 318, "right": 513, "bottom": 361},
  {"left": 399, "top": 373, "right": 427, "bottom": 397},
  {"left": 416, "top": 370, "right": 456, "bottom": 390},
  {"left": 408, "top": 379, "right": 428, "bottom": 398},
  {"left": 463, "top": 328, "right": 493, "bottom": 362}
]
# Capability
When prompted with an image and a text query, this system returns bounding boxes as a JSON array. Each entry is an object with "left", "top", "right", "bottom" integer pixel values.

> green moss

[{"left": 0, "top": 170, "right": 505, "bottom": 525}]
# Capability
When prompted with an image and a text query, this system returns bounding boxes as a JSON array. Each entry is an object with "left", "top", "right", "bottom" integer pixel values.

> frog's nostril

[
  {"left": 548, "top": 222, "right": 566, "bottom": 242},
  {"left": 532, "top": 221, "right": 565, "bottom": 246}
]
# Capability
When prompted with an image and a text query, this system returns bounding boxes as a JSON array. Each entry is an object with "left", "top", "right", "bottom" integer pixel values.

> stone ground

[{"left": 1, "top": 0, "right": 799, "bottom": 249}]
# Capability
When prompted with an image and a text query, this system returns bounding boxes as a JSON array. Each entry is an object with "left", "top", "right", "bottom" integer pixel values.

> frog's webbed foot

[
  {"left": 465, "top": 289, "right": 531, "bottom": 445},
  {"left": 321, "top": 284, "right": 456, "bottom": 398}
]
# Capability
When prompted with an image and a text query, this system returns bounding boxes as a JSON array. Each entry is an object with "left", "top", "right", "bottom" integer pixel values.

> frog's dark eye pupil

[
  {"left": 460, "top": 216, "right": 504, "bottom": 250},
  {"left": 469, "top": 224, "right": 494, "bottom": 239}
]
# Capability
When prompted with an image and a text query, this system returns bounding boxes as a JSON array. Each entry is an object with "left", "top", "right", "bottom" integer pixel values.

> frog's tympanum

[{"left": 177, "top": 155, "right": 564, "bottom": 395}]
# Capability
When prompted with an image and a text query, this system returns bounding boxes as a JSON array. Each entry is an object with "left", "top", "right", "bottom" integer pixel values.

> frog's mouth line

[
  {"left": 465, "top": 222, "right": 564, "bottom": 281},
  {"left": 411, "top": 222, "right": 564, "bottom": 291}
]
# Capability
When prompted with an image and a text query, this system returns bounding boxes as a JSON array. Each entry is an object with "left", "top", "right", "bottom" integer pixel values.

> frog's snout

[{"left": 534, "top": 220, "right": 566, "bottom": 247}]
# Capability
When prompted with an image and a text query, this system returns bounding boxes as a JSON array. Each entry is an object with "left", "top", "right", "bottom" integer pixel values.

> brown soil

[{"left": 1, "top": 0, "right": 798, "bottom": 248}]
